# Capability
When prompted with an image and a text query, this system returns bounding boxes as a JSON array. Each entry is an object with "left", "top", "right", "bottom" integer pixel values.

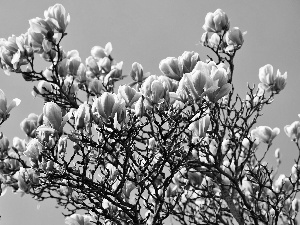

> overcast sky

[{"left": 0, "top": 1, "right": 299, "bottom": 225}]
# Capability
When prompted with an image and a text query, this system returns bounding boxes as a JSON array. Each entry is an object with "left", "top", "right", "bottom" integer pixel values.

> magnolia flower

[
  {"left": 92, "top": 92, "right": 126, "bottom": 124},
  {"left": 61, "top": 75, "right": 79, "bottom": 95},
  {"left": 0, "top": 34, "right": 31, "bottom": 73},
  {"left": 118, "top": 85, "right": 141, "bottom": 108},
  {"left": 183, "top": 70, "right": 206, "bottom": 102},
  {"left": 23, "top": 138, "right": 43, "bottom": 167},
  {"left": 188, "top": 115, "right": 210, "bottom": 142},
  {"left": 208, "top": 33, "right": 220, "bottom": 48},
  {"left": 178, "top": 51, "right": 200, "bottom": 74},
  {"left": 202, "top": 9, "right": 229, "bottom": 33},
  {"left": 43, "top": 102, "right": 70, "bottom": 133},
  {"left": 65, "top": 214, "right": 93, "bottom": 225},
  {"left": 157, "top": 76, "right": 178, "bottom": 92},
  {"left": 251, "top": 126, "right": 280, "bottom": 145},
  {"left": 104, "top": 61, "right": 123, "bottom": 83},
  {"left": 68, "top": 55, "right": 81, "bottom": 76},
  {"left": 134, "top": 96, "right": 145, "bottom": 117},
  {"left": 20, "top": 113, "right": 38, "bottom": 138},
  {"left": 32, "top": 80, "right": 56, "bottom": 98},
  {"left": 0, "top": 89, "right": 21, "bottom": 121},
  {"left": 85, "top": 56, "right": 101, "bottom": 78},
  {"left": 74, "top": 103, "right": 91, "bottom": 132},
  {"left": 273, "top": 174, "right": 293, "bottom": 194},
  {"left": 0, "top": 136, "right": 9, "bottom": 158},
  {"left": 284, "top": 121, "right": 300, "bottom": 141},
  {"left": 12, "top": 137, "right": 26, "bottom": 153},
  {"left": 44, "top": 4, "right": 70, "bottom": 33},
  {"left": 75, "top": 63, "right": 87, "bottom": 83},
  {"left": 199, "top": 32, "right": 208, "bottom": 48},
  {"left": 141, "top": 75, "right": 168, "bottom": 105},
  {"left": 98, "top": 57, "right": 111, "bottom": 73},
  {"left": 169, "top": 77, "right": 189, "bottom": 103},
  {"left": 29, "top": 17, "right": 55, "bottom": 40},
  {"left": 258, "top": 64, "right": 287, "bottom": 93},
  {"left": 28, "top": 29, "right": 44, "bottom": 54},
  {"left": 91, "top": 42, "right": 112, "bottom": 59},
  {"left": 88, "top": 79, "right": 103, "bottom": 96},
  {"left": 159, "top": 57, "right": 183, "bottom": 81},
  {"left": 130, "top": 62, "right": 145, "bottom": 83},
  {"left": 203, "top": 66, "right": 232, "bottom": 103},
  {"left": 57, "top": 136, "right": 67, "bottom": 155}
]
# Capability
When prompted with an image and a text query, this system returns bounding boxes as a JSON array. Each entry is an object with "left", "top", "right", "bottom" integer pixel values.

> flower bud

[
  {"left": 209, "top": 33, "right": 220, "bottom": 48},
  {"left": 200, "top": 32, "right": 208, "bottom": 46},
  {"left": 274, "top": 148, "right": 280, "bottom": 159},
  {"left": 130, "top": 62, "right": 144, "bottom": 82},
  {"left": 58, "top": 136, "right": 67, "bottom": 155},
  {"left": 134, "top": 96, "right": 145, "bottom": 117},
  {"left": 74, "top": 103, "right": 91, "bottom": 132},
  {"left": 225, "top": 27, "right": 245, "bottom": 47},
  {"left": 68, "top": 56, "right": 81, "bottom": 76}
]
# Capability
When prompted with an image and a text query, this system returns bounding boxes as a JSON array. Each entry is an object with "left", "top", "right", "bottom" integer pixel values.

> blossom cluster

[
  {"left": 0, "top": 5, "right": 297, "bottom": 225},
  {"left": 201, "top": 9, "right": 246, "bottom": 54}
]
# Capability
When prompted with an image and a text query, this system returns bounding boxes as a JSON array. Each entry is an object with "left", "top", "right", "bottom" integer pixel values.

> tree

[{"left": 0, "top": 3, "right": 298, "bottom": 225}]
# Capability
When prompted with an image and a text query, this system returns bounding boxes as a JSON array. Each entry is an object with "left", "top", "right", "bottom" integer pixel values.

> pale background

[{"left": 0, "top": 1, "right": 299, "bottom": 224}]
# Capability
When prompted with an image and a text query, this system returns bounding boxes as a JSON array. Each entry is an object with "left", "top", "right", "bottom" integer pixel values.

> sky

[{"left": 0, "top": 1, "right": 300, "bottom": 225}]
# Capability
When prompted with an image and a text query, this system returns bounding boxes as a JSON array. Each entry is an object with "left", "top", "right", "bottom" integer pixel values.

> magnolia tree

[{"left": 0, "top": 4, "right": 298, "bottom": 225}]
